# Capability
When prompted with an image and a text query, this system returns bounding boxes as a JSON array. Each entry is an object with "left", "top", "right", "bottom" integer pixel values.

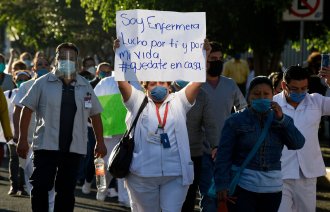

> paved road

[
  {"left": 0, "top": 156, "right": 130, "bottom": 212},
  {"left": 1, "top": 138, "right": 330, "bottom": 211}
]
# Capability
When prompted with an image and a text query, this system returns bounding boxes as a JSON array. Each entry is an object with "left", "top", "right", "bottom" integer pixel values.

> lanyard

[{"left": 156, "top": 103, "right": 169, "bottom": 129}]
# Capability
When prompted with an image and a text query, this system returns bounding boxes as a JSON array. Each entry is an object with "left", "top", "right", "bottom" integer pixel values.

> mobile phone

[
  {"left": 320, "top": 54, "right": 330, "bottom": 78},
  {"left": 321, "top": 54, "right": 330, "bottom": 69}
]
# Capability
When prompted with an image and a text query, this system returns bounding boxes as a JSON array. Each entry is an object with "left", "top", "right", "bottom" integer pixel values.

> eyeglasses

[{"left": 285, "top": 83, "right": 308, "bottom": 94}]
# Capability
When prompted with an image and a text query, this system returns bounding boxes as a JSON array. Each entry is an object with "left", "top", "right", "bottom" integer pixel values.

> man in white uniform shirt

[{"left": 274, "top": 66, "right": 330, "bottom": 212}]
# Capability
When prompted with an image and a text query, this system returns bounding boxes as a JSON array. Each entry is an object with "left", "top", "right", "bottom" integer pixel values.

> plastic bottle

[{"left": 94, "top": 157, "right": 106, "bottom": 192}]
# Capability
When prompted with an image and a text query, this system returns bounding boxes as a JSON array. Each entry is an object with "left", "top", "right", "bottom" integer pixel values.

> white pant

[
  {"left": 125, "top": 174, "right": 189, "bottom": 212},
  {"left": 278, "top": 178, "right": 317, "bottom": 212}
]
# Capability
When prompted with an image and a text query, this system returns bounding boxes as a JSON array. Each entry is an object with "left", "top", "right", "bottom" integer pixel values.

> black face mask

[{"left": 207, "top": 60, "right": 223, "bottom": 77}]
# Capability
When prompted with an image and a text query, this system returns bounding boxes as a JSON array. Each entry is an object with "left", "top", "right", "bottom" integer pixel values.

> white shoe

[
  {"left": 107, "top": 188, "right": 118, "bottom": 197},
  {"left": 81, "top": 181, "right": 91, "bottom": 194},
  {"left": 96, "top": 190, "right": 107, "bottom": 201}
]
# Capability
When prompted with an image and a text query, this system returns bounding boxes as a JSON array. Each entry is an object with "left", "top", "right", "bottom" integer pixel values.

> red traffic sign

[{"left": 283, "top": 0, "right": 323, "bottom": 21}]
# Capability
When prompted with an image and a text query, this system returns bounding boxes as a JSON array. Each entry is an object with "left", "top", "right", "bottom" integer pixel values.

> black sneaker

[
  {"left": 8, "top": 187, "right": 18, "bottom": 196},
  {"left": 18, "top": 190, "right": 29, "bottom": 196},
  {"left": 0, "top": 175, "right": 7, "bottom": 181}
]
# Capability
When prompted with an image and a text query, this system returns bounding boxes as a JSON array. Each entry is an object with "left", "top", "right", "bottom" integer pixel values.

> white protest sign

[{"left": 114, "top": 9, "right": 206, "bottom": 82}]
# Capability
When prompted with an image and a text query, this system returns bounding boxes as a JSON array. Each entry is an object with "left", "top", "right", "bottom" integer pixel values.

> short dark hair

[
  {"left": 12, "top": 60, "right": 27, "bottom": 70},
  {"left": 247, "top": 76, "right": 273, "bottom": 99},
  {"left": 210, "top": 41, "right": 222, "bottom": 53},
  {"left": 82, "top": 56, "right": 95, "bottom": 67},
  {"left": 56, "top": 42, "right": 79, "bottom": 56},
  {"left": 268, "top": 71, "right": 283, "bottom": 90},
  {"left": 284, "top": 65, "right": 309, "bottom": 83}
]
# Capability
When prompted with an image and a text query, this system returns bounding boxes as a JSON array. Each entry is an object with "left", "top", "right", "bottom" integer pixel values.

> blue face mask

[
  {"left": 251, "top": 99, "right": 272, "bottom": 113},
  {"left": 16, "top": 80, "right": 25, "bottom": 88},
  {"left": 36, "top": 69, "right": 48, "bottom": 78},
  {"left": 289, "top": 91, "right": 307, "bottom": 103},
  {"left": 0, "top": 63, "right": 5, "bottom": 73},
  {"left": 150, "top": 86, "right": 168, "bottom": 102},
  {"left": 98, "top": 71, "right": 109, "bottom": 79}
]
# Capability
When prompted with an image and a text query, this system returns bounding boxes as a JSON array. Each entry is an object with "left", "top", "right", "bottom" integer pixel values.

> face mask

[
  {"left": 36, "top": 69, "right": 48, "bottom": 78},
  {"left": 23, "top": 60, "right": 32, "bottom": 67},
  {"left": 289, "top": 91, "right": 307, "bottom": 103},
  {"left": 57, "top": 60, "right": 76, "bottom": 75},
  {"left": 251, "top": 99, "right": 271, "bottom": 113},
  {"left": 99, "top": 71, "right": 108, "bottom": 79},
  {"left": 0, "top": 63, "right": 5, "bottom": 73},
  {"left": 16, "top": 80, "right": 25, "bottom": 88},
  {"left": 87, "top": 66, "right": 96, "bottom": 75},
  {"left": 150, "top": 86, "right": 168, "bottom": 102},
  {"left": 207, "top": 60, "right": 223, "bottom": 77}
]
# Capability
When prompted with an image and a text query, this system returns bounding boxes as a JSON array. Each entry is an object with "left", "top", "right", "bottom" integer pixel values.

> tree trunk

[{"left": 253, "top": 49, "right": 270, "bottom": 77}]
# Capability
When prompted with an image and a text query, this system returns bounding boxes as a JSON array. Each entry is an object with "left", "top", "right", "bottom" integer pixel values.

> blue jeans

[
  {"left": 199, "top": 153, "right": 217, "bottom": 212},
  {"left": 228, "top": 186, "right": 282, "bottom": 212}
]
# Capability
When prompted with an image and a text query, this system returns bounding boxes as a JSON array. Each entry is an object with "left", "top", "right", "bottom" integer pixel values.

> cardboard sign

[{"left": 115, "top": 9, "right": 206, "bottom": 82}]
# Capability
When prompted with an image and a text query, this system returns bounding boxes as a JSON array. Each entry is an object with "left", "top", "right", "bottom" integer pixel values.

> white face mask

[
  {"left": 57, "top": 60, "right": 76, "bottom": 75},
  {"left": 87, "top": 66, "right": 96, "bottom": 75}
]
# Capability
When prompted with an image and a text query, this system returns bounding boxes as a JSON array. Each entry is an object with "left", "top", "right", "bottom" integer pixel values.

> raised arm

[
  {"left": 319, "top": 66, "right": 330, "bottom": 87},
  {"left": 113, "top": 39, "right": 132, "bottom": 102},
  {"left": 185, "top": 39, "right": 211, "bottom": 104},
  {"left": 6, "top": 49, "right": 17, "bottom": 75}
]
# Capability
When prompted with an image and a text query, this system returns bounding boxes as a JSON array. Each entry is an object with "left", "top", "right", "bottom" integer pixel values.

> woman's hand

[
  {"left": 271, "top": 101, "right": 283, "bottom": 120},
  {"left": 217, "top": 190, "right": 228, "bottom": 202},
  {"left": 113, "top": 39, "right": 120, "bottom": 52},
  {"left": 319, "top": 66, "right": 330, "bottom": 87},
  {"left": 218, "top": 190, "right": 237, "bottom": 204}
]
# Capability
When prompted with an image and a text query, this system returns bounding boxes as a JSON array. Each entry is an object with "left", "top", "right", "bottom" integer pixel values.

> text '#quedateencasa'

[{"left": 120, "top": 13, "right": 200, "bottom": 34}]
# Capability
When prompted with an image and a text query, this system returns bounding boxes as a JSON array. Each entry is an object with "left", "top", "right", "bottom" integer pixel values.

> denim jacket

[{"left": 214, "top": 108, "right": 305, "bottom": 191}]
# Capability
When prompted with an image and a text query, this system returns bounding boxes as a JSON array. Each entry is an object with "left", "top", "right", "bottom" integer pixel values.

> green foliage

[
  {"left": 1, "top": 0, "right": 330, "bottom": 72},
  {"left": 0, "top": 0, "right": 115, "bottom": 59},
  {"left": 80, "top": 0, "right": 150, "bottom": 30}
]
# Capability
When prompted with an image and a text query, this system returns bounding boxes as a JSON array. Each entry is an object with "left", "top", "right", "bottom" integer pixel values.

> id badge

[
  {"left": 84, "top": 96, "right": 92, "bottom": 108},
  {"left": 147, "top": 132, "right": 161, "bottom": 144},
  {"left": 160, "top": 133, "right": 170, "bottom": 148}
]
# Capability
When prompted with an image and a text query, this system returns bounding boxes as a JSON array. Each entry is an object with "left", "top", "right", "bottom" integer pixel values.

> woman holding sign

[{"left": 113, "top": 38, "right": 210, "bottom": 212}]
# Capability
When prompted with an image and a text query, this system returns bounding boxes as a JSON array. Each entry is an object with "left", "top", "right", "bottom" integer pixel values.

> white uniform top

[
  {"left": 12, "top": 80, "right": 36, "bottom": 144},
  {"left": 125, "top": 86, "right": 194, "bottom": 185},
  {"left": 273, "top": 92, "right": 330, "bottom": 179}
]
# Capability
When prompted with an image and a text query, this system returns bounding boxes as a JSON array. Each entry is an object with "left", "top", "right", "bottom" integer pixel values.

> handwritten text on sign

[{"left": 115, "top": 10, "right": 206, "bottom": 82}]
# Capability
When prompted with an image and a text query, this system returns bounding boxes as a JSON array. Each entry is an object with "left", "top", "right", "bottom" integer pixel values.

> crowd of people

[{"left": 0, "top": 38, "right": 329, "bottom": 212}]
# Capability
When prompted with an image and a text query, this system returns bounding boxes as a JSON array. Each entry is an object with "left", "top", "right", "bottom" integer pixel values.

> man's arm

[
  {"left": 90, "top": 114, "right": 107, "bottom": 158},
  {"left": 6, "top": 49, "right": 17, "bottom": 75},
  {"left": 17, "top": 106, "right": 32, "bottom": 158},
  {"left": 12, "top": 105, "right": 22, "bottom": 142}
]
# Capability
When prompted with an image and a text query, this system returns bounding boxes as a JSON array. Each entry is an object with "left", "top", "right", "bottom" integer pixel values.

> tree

[
  {"left": 80, "top": 0, "right": 330, "bottom": 76},
  {"left": 0, "top": 0, "right": 115, "bottom": 61}
]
